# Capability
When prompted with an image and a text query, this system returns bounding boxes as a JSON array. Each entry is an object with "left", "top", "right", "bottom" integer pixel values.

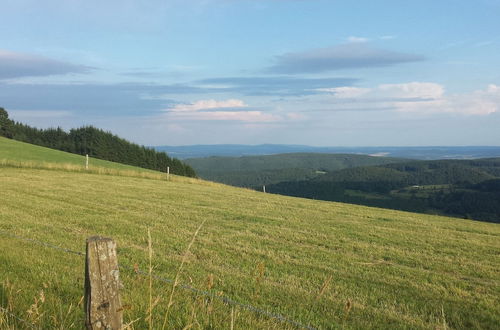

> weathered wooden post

[
  {"left": 263, "top": 185, "right": 266, "bottom": 193},
  {"left": 85, "top": 236, "right": 123, "bottom": 330},
  {"left": 167, "top": 166, "right": 170, "bottom": 181},
  {"left": 86, "top": 154, "right": 89, "bottom": 170}
]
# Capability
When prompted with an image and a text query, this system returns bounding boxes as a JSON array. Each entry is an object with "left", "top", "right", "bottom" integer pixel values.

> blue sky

[{"left": 1, "top": 0, "right": 500, "bottom": 146}]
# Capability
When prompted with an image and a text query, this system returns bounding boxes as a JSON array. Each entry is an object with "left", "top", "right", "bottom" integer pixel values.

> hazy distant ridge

[{"left": 155, "top": 144, "right": 500, "bottom": 160}]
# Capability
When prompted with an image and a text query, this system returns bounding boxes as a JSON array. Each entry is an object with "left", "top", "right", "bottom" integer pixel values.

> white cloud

[
  {"left": 198, "top": 111, "right": 279, "bottom": 122},
  {"left": 170, "top": 99, "right": 247, "bottom": 112},
  {"left": 450, "top": 84, "right": 500, "bottom": 115},
  {"left": 391, "top": 98, "right": 450, "bottom": 114},
  {"left": 316, "top": 86, "right": 371, "bottom": 98},
  {"left": 388, "top": 83, "right": 500, "bottom": 115},
  {"left": 165, "top": 99, "right": 280, "bottom": 122},
  {"left": 347, "top": 36, "right": 369, "bottom": 43},
  {"left": 314, "top": 82, "right": 500, "bottom": 116},
  {"left": 168, "top": 110, "right": 280, "bottom": 122},
  {"left": 316, "top": 83, "right": 444, "bottom": 101},
  {"left": 378, "top": 82, "right": 445, "bottom": 99}
]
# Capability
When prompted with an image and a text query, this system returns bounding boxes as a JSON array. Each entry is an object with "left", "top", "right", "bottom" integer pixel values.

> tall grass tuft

[{"left": 162, "top": 219, "right": 207, "bottom": 330}]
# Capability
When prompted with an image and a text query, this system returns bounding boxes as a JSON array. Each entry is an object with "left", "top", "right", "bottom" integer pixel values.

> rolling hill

[
  {"left": 185, "top": 153, "right": 406, "bottom": 187},
  {"left": 0, "top": 136, "right": 158, "bottom": 172},
  {"left": 267, "top": 159, "right": 500, "bottom": 222},
  {"left": 1, "top": 140, "right": 499, "bottom": 329},
  {"left": 0, "top": 108, "right": 195, "bottom": 177}
]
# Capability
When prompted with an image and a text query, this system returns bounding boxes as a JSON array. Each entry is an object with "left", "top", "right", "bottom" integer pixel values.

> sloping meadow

[{"left": 0, "top": 166, "right": 499, "bottom": 329}]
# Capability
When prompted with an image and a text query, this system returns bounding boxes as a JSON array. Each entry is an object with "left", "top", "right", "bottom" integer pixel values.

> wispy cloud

[
  {"left": 165, "top": 98, "right": 279, "bottom": 122},
  {"left": 0, "top": 82, "right": 214, "bottom": 116},
  {"left": 194, "top": 76, "right": 357, "bottom": 96},
  {"left": 447, "top": 84, "right": 500, "bottom": 115},
  {"left": 474, "top": 40, "right": 495, "bottom": 48},
  {"left": 0, "top": 78, "right": 353, "bottom": 119},
  {"left": 347, "top": 36, "right": 369, "bottom": 43},
  {"left": 315, "top": 86, "right": 370, "bottom": 98},
  {"left": 170, "top": 99, "right": 247, "bottom": 112},
  {"left": 181, "top": 111, "right": 280, "bottom": 122},
  {"left": 0, "top": 49, "right": 93, "bottom": 79},
  {"left": 378, "top": 82, "right": 445, "bottom": 99},
  {"left": 120, "top": 65, "right": 202, "bottom": 79},
  {"left": 315, "top": 82, "right": 500, "bottom": 115},
  {"left": 266, "top": 43, "right": 425, "bottom": 74}
]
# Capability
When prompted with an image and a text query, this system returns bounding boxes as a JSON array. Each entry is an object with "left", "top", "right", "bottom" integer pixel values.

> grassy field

[
  {"left": 0, "top": 136, "right": 158, "bottom": 173},
  {"left": 0, "top": 141, "right": 499, "bottom": 329}
]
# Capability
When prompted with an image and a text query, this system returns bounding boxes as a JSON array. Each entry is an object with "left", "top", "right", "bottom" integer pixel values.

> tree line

[{"left": 0, "top": 108, "right": 196, "bottom": 177}]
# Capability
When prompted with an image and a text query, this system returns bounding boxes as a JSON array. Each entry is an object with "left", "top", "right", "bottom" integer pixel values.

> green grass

[
  {"left": 1, "top": 140, "right": 499, "bottom": 329},
  {"left": 0, "top": 136, "right": 156, "bottom": 173}
]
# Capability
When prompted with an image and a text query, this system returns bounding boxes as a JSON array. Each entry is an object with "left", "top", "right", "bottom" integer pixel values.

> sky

[{"left": 1, "top": 0, "right": 500, "bottom": 146}]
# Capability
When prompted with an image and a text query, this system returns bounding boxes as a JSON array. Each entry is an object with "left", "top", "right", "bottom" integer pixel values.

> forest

[
  {"left": 184, "top": 150, "right": 500, "bottom": 222},
  {"left": 0, "top": 108, "right": 196, "bottom": 177},
  {"left": 267, "top": 159, "right": 500, "bottom": 223},
  {"left": 185, "top": 153, "right": 406, "bottom": 187}
]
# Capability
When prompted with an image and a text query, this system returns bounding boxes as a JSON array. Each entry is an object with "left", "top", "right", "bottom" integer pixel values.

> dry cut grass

[
  {"left": 0, "top": 150, "right": 499, "bottom": 329},
  {"left": 0, "top": 158, "right": 222, "bottom": 188}
]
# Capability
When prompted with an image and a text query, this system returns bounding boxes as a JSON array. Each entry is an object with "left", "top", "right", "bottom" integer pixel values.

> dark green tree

[{"left": 0, "top": 107, "right": 14, "bottom": 138}]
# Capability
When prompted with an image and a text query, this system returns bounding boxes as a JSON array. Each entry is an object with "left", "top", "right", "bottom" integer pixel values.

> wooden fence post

[
  {"left": 167, "top": 166, "right": 170, "bottom": 181},
  {"left": 86, "top": 154, "right": 89, "bottom": 170},
  {"left": 85, "top": 236, "right": 123, "bottom": 330}
]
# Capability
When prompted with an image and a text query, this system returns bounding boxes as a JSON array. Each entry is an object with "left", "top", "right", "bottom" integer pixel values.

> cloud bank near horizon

[
  {"left": 266, "top": 43, "right": 425, "bottom": 74},
  {"left": 165, "top": 99, "right": 279, "bottom": 122},
  {"left": 314, "top": 82, "right": 500, "bottom": 116},
  {"left": 0, "top": 50, "right": 93, "bottom": 79}
]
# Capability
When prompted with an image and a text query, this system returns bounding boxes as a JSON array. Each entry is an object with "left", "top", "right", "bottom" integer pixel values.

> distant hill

[
  {"left": 267, "top": 158, "right": 500, "bottom": 222},
  {"left": 155, "top": 144, "right": 500, "bottom": 160},
  {"left": 315, "top": 159, "right": 500, "bottom": 185},
  {"left": 185, "top": 153, "right": 407, "bottom": 187}
]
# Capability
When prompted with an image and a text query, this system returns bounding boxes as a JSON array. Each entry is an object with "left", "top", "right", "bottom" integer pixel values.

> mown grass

[
  {"left": 0, "top": 137, "right": 212, "bottom": 186},
  {"left": 0, "top": 136, "right": 158, "bottom": 173},
  {"left": 0, "top": 140, "right": 499, "bottom": 329}
]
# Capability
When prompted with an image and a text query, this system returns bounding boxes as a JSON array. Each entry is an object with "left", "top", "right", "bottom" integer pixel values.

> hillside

[
  {"left": 317, "top": 159, "right": 500, "bottom": 184},
  {"left": 0, "top": 108, "right": 195, "bottom": 177},
  {"left": 0, "top": 136, "right": 158, "bottom": 172},
  {"left": 185, "top": 153, "right": 406, "bottom": 187},
  {"left": 268, "top": 159, "right": 500, "bottom": 222},
  {"left": 1, "top": 141, "right": 499, "bottom": 329}
]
